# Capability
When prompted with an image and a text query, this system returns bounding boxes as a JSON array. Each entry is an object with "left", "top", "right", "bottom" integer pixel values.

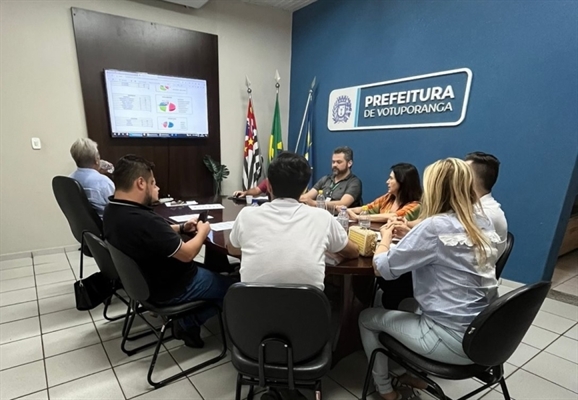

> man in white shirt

[
  {"left": 69, "top": 138, "right": 115, "bottom": 218},
  {"left": 465, "top": 152, "right": 508, "bottom": 256},
  {"left": 227, "top": 152, "right": 358, "bottom": 290}
]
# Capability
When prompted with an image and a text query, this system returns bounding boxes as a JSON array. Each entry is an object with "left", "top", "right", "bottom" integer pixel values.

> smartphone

[{"left": 198, "top": 211, "right": 209, "bottom": 223}]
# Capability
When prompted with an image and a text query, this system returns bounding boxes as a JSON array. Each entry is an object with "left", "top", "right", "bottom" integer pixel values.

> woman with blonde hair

[{"left": 359, "top": 158, "right": 501, "bottom": 400}]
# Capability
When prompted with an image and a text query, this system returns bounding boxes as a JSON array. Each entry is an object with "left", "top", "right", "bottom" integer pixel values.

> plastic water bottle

[
  {"left": 358, "top": 206, "right": 370, "bottom": 229},
  {"left": 337, "top": 206, "right": 349, "bottom": 231},
  {"left": 316, "top": 190, "right": 326, "bottom": 210}
]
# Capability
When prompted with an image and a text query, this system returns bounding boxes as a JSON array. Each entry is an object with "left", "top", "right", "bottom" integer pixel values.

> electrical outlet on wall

[{"left": 31, "top": 137, "right": 42, "bottom": 150}]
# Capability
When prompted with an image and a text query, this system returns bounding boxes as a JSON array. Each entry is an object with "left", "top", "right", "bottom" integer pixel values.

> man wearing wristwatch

[{"left": 104, "top": 155, "right": 232, "bottom": 349}]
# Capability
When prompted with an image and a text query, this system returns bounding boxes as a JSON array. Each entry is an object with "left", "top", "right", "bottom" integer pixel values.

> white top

[
  {"left": 479, "top": 193, "right": 508, "bottom": 257},
  {"left": 229, "top": 198, "right": 349, "bottom": 290}
]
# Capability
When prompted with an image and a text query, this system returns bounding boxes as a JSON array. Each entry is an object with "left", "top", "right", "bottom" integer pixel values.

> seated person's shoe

[{"left": 172, "top": 321, "right": 205, "bottom": 348}]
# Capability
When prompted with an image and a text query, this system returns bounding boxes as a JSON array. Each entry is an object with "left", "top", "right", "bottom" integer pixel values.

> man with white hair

[{"left": 69, "top": 138, "right": 115, "bottom": 218}]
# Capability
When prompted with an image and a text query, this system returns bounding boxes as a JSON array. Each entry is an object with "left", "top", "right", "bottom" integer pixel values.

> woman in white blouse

[{"left": 359, "top": 158, "right": 501, "bottom": 400}]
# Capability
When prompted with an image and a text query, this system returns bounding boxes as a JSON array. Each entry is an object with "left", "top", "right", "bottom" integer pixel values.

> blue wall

[{"left": 289, "top": 0, "right": 578, "bottom": 283}]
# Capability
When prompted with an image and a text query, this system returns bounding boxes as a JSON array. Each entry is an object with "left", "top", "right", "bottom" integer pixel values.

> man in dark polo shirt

[
  {"left": 299, "top": 146, "right": 363, "bottom": 208},
  {"left": 103, "top": 155, "right": 231, "bottom": 348}
]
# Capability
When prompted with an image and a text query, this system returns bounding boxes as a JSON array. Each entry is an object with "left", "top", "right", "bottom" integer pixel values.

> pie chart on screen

[
  {"left": 159, "top": 101, "right": 176, "bottom": 112},
  {"left": 162, "top": 121, "right": 175, "bottom": 128}
]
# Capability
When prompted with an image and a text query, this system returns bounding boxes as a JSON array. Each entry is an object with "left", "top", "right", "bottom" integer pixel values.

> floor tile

[
  {"left": 45, "top": 343, "right": 111, "bottom": 387},
  {"left": 0, "top": 316, "right": 40, "bottom": 344},
  {"left": 169, "top": 335, "right": 230, "bottom": 376},
  {"left": 556, "top": 277, "right": 578, "bottom": 296},
  {"left": 33, "top": 252, "right": 68, "bottom": 265},
  {"left": 36, "top": 280, "right": 75, "bottom": 300},
  {"left": 40, "top": 308, "right": 92, "bottom": 334},
  {"left": 48, "top": 369, "right": 124, "bottom": 400},
  {"left": 506, "top": 342, "right": 541, "bottom": 367},
  {"left": 35, "top": 269, "right": 75, "bottom": 287},
  {"left": 523, "top": 351, "right": 578, "bottom": 393},
  {"left": 540, "top": 298, "right": 578, "bottom": 321},
  {"left": 497, "top": 285, "right": 515, "bottom": 297},
  {"left": 0, "top": 335, "right": 43, "bottom": 370},
  {"left": 0, "top": 265, "right": 34, "bottom": 281},
  {"left": 545, "top": 335, "right": 578, "bottom": 364},
  {"left": 532, "top": 310, "right": 576, "bottom": 334},
  {"left": 34, "top": 262, "right": 71, "bottom": 275},
  {"left": 132, "top": 378, "right": 201, "bottom": 399},
  {"left": 18, "top": 390, "right": 49, "bottom": 400},
  {"left": 479, "top": 390, "right": 515, "bottom": 400},
  {"left": 564, "top": 324, "right": 578, "bottom": 340},
  {"left": 103, "top": 334, "right": 160, "bottom": 367},
  {"left": 189, "top": 361, "right": 254, "bottom": 400},
  {"left": 0, "top": 300, "right": 38, "bottom": 324},
  {"left": 43, "top": 322, "right": 100, "bottom": 358},
  {"left": 114, "top": 351, "right": 182, "bottom": 399},
  {"left": 327, "top": 350, "right": 368, "bottom": 398},
  {"left": 38, "top": 293, "right": 76, "bottom": 315},
  {"left": 94, "top": 314, "right": 150, "bottom": 342},
  {"left": 552, "top": 267, "right": 577, "bottom": 287},
  {"left": 0, "top": 360, "right": 46, "bottom": 400},
  {"left": 521, "top": 325, "right": 559, "bottom": 349},
  {"left": 502, "top": 368, "right": 577, "bottom": 399},
  {"left": 0, "top": 287, "right": 37, "bottom": 306},
  {"left": 0, "top": 257, "right": 32, "bottom": 270},
  {"left": 0, "top": 276, "right": 35, "bottom": 293},
  {"left": 301, "top": 377, "right": 358, "bottom": 400},
  {"left": 72, "top": 264, "right": 100, "bottom": 280}
]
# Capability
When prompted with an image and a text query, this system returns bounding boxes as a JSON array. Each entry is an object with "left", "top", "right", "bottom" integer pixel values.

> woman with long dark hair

[{"left": 347, "top": 163, "right": 422, "bottom": 223}]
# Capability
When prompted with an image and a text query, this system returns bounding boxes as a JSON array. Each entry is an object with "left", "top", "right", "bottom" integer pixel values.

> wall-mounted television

[{"left": 104, "top": 69, "right": 209, "bottom": 139}]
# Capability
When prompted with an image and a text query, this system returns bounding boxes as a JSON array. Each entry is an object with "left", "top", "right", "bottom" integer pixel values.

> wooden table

[{"left": 155, "top": 196, "right": 377, "bottom": 365}]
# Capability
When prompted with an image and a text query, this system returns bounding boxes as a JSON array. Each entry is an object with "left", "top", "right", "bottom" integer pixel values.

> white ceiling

[
  {"left": 240, "top": 0, "right": 318, "bottom": 12},
  {"left": 160, "top": 0, "right": 317, "bottom": 12}
]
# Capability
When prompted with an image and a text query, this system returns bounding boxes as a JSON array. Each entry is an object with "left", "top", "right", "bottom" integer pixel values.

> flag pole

[{"left": 295, "top": 77, "right": 316, "bottom": 153}]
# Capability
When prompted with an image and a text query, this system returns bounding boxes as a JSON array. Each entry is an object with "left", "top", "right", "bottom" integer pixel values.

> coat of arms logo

[{"left": 332, "top": 95, "right": 352, "bottom": 123}]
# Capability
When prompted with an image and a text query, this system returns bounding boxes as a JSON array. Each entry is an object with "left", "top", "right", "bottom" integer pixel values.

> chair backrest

[
  {"left": 106, "top": 241, "right": 150, "bottom": 302},
  {"left": 52, "top": 176, "right": 103, "bottom": 246},
  {"left": 495, "top": 232, "right": 514, "bottom": 279},
  {"left": 463, "top": 281, "right": 551, "bottom": 366},
  {"left": 83, "top": 233, "right": 119, "bottom": 281},
  {"left": 224, "top": 283, "right": 331, "bottom": 364}
]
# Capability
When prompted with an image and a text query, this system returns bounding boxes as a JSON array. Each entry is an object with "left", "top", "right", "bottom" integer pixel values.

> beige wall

[{"left": 0, "top": 0, "right": 292, "bottom": 255}]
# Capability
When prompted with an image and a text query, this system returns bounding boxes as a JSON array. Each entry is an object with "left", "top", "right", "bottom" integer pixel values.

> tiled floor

[
  {"left": 551, "top": 250, "right": 578, "bottom": 298},
  {"left": 0, "top": 250, "right": 577, "bottom": 400}
]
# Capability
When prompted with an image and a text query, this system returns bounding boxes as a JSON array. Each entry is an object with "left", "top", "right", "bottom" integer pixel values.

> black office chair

[
  {"left": 361, "top": 281, "right": 551, "bottom": 400},
  {"left": 83, "top": 233, "right": 131, "bottom": 322},
  {"left": 106, "top": 241, "right": 228, "bottom": 389},
  {"left": 496, "top": 232, "right": 514, "bottom": 279},
  {"left": 225, "top": 283, "right": 332, "bottom": 400}
]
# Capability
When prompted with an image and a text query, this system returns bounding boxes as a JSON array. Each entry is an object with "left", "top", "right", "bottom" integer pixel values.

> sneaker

[{"left": 172, "top": 321, "right": 204, "bottom": 348}]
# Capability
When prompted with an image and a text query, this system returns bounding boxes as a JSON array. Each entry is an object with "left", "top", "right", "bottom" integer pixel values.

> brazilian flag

[{"left": 268, "top": 93, "right": 283, "bottom": 162}]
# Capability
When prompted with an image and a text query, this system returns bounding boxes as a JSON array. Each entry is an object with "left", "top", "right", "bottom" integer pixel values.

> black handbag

[{"left": 74, "top": 272, "right": 114, "bottom": 311}]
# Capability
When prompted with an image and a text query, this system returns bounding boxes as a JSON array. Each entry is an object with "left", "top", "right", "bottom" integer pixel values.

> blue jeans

[
  {"left": 163, "top": 266, "right": 233, "bottom": 331},
  {"left": 359, "top": 308, "right": 473, "bottom": 395}
]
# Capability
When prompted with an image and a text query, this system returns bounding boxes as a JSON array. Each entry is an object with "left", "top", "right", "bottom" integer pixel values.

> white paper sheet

[
  {"left": 165, "top": 200, "right": 198, "bottom": 207},
  {"left": 188, "top": 204, "right": 225, "bottom": 211},
  {"left": 169, "top": 214, "right": 214, "bottom": 223},
  {"left": 210, "top": 221, "right": 235, "bottom": 231}
]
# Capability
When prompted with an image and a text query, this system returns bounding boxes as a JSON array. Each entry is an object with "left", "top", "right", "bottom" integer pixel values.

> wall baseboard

[
  {"left": 1, "top": 243, "right": 77, "bottom": 261},
  {"left": 0, "top": 251, "right": 33, "bottom": 262}
]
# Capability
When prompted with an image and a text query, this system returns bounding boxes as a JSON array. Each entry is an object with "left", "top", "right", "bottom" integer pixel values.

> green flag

[{"left": 268, "top": 93, "right": 283, "bottom": 162}]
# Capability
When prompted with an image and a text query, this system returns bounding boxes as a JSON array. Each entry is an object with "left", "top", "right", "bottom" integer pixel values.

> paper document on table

[
  {"left": 188, "top": 204, "right": 225, "bottom": 211},
  {"left": 169, "top": 214, "right": 214, "bottom": 223},
  {"left": 210, "top": 221, "right": 235, "bottom": 232},
  {"left": 255, "top": 196, "right": 269, "bottom": 201},
  {"left": 165, "top": 200, "right": 198, "bottom": 207}
]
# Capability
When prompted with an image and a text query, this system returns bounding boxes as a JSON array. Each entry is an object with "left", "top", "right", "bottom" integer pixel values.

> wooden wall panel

[{"left": 71, "top": 7, "right": 220, "bottom": 198}]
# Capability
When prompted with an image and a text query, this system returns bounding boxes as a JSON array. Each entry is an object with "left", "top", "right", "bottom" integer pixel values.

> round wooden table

[{"left": 155, "top": 196, "right": 377, "bottom": 365}]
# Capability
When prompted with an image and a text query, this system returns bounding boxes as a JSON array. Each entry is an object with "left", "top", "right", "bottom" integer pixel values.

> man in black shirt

[{"left": 104, "top": 155, "right": 231, "bottom": 348}]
